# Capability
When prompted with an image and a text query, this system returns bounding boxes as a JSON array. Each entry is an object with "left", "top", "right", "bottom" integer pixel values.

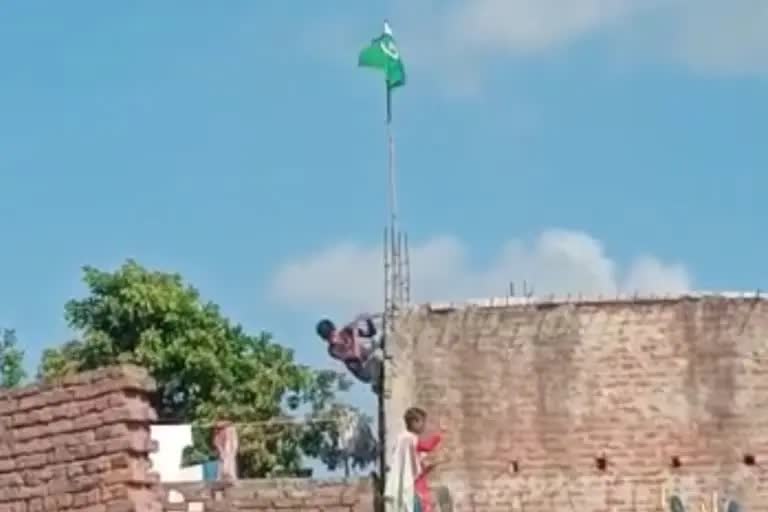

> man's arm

[{"left": 353, "top": 316, "right": 377, "bottom": 339}]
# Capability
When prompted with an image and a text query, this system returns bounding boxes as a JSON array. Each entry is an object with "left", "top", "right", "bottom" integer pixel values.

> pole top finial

[{"left": 383, "top": 20, "right": 393, "bottom": 36}]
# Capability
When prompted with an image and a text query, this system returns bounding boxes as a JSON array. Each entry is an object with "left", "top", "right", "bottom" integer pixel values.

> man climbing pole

[{"left": 316, "top": 314, "right": 383, "bottom": 393}]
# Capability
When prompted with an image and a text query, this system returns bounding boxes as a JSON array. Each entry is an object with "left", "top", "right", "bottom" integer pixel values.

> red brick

[
  {"left": 2, "top": 366, "right": 374, "bottom": 512},
  {"left": 387, "top": 297, "right": 768, "bottom": 511},
  {"left": 0, "top": 366, "right": 157, "bottom": 512}
]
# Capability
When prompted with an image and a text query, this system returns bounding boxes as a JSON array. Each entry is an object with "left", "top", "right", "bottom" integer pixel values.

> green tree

[
  {"left": 0, "top": 329, "right": 26, "bottom": 388},
  {"left": 39, "top": 260, "right": 364, "bottom": 477}
]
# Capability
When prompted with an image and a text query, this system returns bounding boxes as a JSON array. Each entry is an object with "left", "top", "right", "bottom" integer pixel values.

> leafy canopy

[
  {"left": 0, "top": 329, "right": 26, "bottom": 388},
  {"left": 39, "top": 260, "right": 364, "bottom": 476}
]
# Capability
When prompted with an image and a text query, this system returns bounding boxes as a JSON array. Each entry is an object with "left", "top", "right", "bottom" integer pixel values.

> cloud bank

[
  {"left": 271, "top": 229, "right": 691, "bottom": 316},
  {"left": 439, "top": 0, "right": 651, "bottom": 53},
  {"left": 315, "top": 0, "right": 767, "bottom": 94}
]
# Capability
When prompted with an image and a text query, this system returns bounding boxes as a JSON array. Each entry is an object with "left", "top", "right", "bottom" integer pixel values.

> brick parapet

[
  {"left": 161, "top": 478, "right": 374, "bottom": 511},
  {"left": 0, "top": 365, "right": 161, "bottom": 512}
]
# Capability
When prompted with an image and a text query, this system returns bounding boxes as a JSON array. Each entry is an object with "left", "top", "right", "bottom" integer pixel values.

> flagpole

[
  {"left": 381, "top": 81, "right": 397, "bottom": 512},
  {"left": 378, "top": 23, "right": 405, "bottom": 512},
  {"left": 386, "top": 85, "right": 400, "bottom": 308}
]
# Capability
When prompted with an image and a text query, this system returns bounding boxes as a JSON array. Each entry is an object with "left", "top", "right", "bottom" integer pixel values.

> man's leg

[
  {"left": 364, "top": 349, "right": 383, "bottom": 393},
  {"left": 345, "top": 359, "right": 372, "bottom": 384}
]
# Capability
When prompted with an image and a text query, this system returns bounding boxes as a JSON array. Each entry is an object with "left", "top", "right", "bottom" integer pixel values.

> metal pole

[
  {"left": 386, "top": 86, "right": 401, "bottom": 311},
  {"left": 383, "top": 228, "right": 390, "bottom": 320},
  {"left": 397, "top": 231, "right": 404, "bottom": 306},
  {"left": 380, "top": 85, "right": 395, "bottom": 512},
  {"left": 404, "top": 233, "right": 410, "bottom": 304}
]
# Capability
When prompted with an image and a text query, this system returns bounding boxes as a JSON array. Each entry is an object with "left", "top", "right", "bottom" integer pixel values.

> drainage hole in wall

[{"left": 595, "top": 456, "right": 607, "bottom": 471}]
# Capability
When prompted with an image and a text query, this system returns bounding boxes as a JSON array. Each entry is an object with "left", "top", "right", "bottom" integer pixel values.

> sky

[{"left": 1, "top": 0, "right": 767, "bottom": 472}]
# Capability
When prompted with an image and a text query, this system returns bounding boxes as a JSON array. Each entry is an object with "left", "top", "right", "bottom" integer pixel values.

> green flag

[{"left": 358, "top": 21, "right": 406, "bottom": 90}]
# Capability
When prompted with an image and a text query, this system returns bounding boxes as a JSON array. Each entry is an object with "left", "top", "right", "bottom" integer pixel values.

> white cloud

[
  {"left": 442, "top": 0, "right": 649, "bottom": 53},
  {"left": 667, "top": 0, "right": 768, "bottom": 75},
  {"left": 270, "top": 229, "right": 691, "bottom": 316},
  {"left": 329, "top": 0, "right": 768, "bottom": 94}
]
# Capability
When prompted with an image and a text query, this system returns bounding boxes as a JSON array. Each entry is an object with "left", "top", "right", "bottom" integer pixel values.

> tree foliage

[
  {"left": 39, "top": 260, "right": 364, "bottom": 476},
  {"left": 0, "top": 329, "right": 26, "bottom": 388}
]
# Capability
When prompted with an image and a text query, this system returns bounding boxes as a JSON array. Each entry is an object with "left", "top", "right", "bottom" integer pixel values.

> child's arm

[
  {"left": 416, "top": 433, "right": 442, "bottom": 453},
  {"left": 408, "top": 438, "right": 420, "bottom": 479}
]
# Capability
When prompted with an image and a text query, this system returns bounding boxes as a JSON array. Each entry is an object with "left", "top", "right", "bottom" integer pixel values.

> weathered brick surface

[
  {"left": 161, "top": 478, "right": 374, "bottom": 512},
  {"left": 0, "top": 365, "right": 161, "bottom": 512},
  {"left": 386, "top": 296, "right": 768, "bottom": 511}
]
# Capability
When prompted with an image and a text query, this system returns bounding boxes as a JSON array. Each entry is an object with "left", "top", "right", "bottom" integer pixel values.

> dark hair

[
  {"left": 404, "top": 407, "right": 427, "bottom": 430},
  {"left": 316, "top": 319, "right": 336, "bottom": 339}
]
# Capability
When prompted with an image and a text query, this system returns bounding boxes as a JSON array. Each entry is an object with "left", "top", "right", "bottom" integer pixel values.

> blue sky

[{"left": 1, "top": 0, "right": 766, "bottom": 458}]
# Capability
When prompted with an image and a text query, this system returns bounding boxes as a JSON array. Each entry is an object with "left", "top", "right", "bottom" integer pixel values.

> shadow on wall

[{"left": 435, "top": 486, "right": 453, "bottom": 512}]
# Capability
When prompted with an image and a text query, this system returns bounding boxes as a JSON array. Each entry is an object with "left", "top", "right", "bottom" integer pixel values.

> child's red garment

[{"left": 415, "top": 433, "right": 442, "bottom": 512}]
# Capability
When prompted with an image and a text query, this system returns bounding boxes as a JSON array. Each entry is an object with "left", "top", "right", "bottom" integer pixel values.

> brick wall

[
  {"left": 0, "top": 365, "right": 161, "bottom": 512},
  {"left": 161, "top": 479, "right": 374, "bottom": 512},
  {"left": 0, "top": 364, "right": 374, "bottom": 512},
  {"left": 385, "top": 295, "right": 768, "bottom": 511}
]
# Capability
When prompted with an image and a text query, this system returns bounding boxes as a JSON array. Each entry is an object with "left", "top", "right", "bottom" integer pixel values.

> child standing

[
  {"left": 411, "top": 409, "right": 443, "bottom": 512},
  {"left": 415, "top": 422, "right": 442, "bottom": 512},
  {"left": 385, "top": 407, "right": 444, "bottom": 512}
]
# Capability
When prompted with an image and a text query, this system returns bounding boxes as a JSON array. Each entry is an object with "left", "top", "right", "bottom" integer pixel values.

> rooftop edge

[{"left": 404, "top": 291, "right": 765, "bottom": 313}]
